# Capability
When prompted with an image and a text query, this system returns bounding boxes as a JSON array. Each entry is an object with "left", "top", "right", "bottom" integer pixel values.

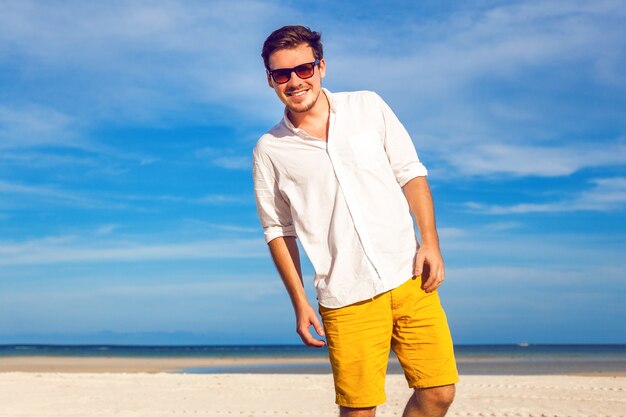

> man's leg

[
  {"left": 390, "top": 277, "right": 459, "bottom": 416},
  {"left": 401, "top": 385, "right": 455, "bottom": 417},
  {"left": 339, "top": 406, "right": 376, "bottom": 417},
  {"left": 338, "top": 385, "right": 455, "bottom": 417},
  {"left": 318, "top": 294, "right": 393, "bottom": 413}
]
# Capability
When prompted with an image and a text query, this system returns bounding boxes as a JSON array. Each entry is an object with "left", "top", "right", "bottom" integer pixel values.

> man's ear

[
  {"left": 319, "top": 58, "right": 326, "bottom": 79},
  {"left": 266, "top": 72, "right": 274, "bottom": 88}
]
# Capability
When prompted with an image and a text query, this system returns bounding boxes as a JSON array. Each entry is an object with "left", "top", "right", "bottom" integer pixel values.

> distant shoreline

[
  {"left": 1, "top": 351, "right": 625, "bottom": 376},
  {"left": 2, "top": 343, "right": 625, "bottom": 355},
  {"left": 0, "top": 355, "right": 327, "bottom": 374},
  {"left": 2, "top": 344, "right": 624, "bottom": 375}
]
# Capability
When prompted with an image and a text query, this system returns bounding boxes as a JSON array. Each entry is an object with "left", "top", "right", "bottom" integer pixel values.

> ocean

[{"left": 1, "top": 344, "right": 625, "bottom": 375}]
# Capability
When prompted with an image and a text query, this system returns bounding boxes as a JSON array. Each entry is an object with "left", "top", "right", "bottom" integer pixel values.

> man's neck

[{"left": 287, "top": 90, "right": 330, "bottom": 141}]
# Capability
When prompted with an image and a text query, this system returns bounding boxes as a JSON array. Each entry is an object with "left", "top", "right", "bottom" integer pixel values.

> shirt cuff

[
  {"left": 264, "top": 225, "right": 298, "bottom": 243},
  {"left": 396, "top": 162, "right": 428, "bottom": 187}
]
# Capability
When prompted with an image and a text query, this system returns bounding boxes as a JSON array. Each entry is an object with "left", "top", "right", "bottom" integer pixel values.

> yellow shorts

[{"left": 318, "top": 276, "right": 458, "bottom": 408}]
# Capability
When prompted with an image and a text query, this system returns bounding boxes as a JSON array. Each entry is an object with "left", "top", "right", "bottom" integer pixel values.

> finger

[
  {"left": 301, "top": 330, "right": 325, "bottom": 347},
  {"left": 311, "top": 314, "right": 325, "bottom": 337},
  {"left": 414, "top": 252, "right": 426, "bottom": 276},
  {"left": 297, "top": 326, "right": 314, "bottom": 346},
  {"left": 422, "top": 261, "right": 439, "bottom": 292},
  {"left": 309, "top": 337, "right": 325, "bottom": 347},
  {"left": 424, "top": 263, "right": 444, "bottom": 292},
  {"left": 297, "top": 323, "right": 325, "bottom": 348},
  {"left": 420, "top": 261, "right": 432, "bottom": 289},
  {"left": 422, "top": 274, "right": 437, "bottom": 292}
]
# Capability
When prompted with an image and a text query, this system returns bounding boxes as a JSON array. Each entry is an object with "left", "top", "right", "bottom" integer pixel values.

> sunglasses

[{"left": 267, "top": 60, "right": 320, "bottom": 84}]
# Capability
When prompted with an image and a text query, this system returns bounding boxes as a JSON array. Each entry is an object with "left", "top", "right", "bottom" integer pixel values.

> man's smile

[{"left": 286, "top": 88, "right": 309, "bottom": 97}]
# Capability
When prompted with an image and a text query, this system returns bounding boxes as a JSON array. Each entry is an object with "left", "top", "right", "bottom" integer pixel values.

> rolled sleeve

[
  {"left": 375, "top": 93, "right": 428, "bottom": 187},
  {"left": 252, "top": 145, "right": 297, "bottom": 243}
]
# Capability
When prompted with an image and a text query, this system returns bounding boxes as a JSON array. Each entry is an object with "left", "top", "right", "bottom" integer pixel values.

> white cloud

[
  {"left": 94, "top": 224, "right": 119, "bottom": 235},
  {"left": 2, "top": 278, "right": 283, "bottom": 303},
  {"left": 438, "top": 227, "right": 467, "bottom": 239},
  {"left": 0, "top": 235, "right": 267, "bottom": 266},
  {"left": 466, "top": 177, "right": 626, "bottom": 214},
  {"left": 438, "top": 222, "right": 626, "bottom": 271},
  {"left": 0, "top": 150, "right": 96, "bottom": 168},
  {"left": 195, "top": 147, "right": 252, "bottom": 170},
  {"left": 334, "top": 1, "right": 626, "bottom": 94},
  {"left": 327, "top": 1, "right": 626, "bottom": 178},
  {"left": 0, "top": 105, "right": 87, "bottom": 150},
  {"left": 182, "top": 218, "right": 259, "bottom": 234},
  {"left": 0, "top": 179, "right": 106, "bottom": 208},
  {"left": 0, "top": 178, "right": 250, "bottom": 210},
  {"left": 481, "top": 221, "right": 523, "bottom": 232},
  {"left": 212, "top": 156, "right": 252, "bottom": 170},
  {"left": 0, "top": 0, "right": 292, "bottom": 127},
  {"left": 446, "top": 264, "right": 625, "bottom": 288},
  {"left": 444, "top": 141, "right": 626, "bottom": 177},
  {"left": 2, "top": 1, "right": 623, "bottom": 180},
  {"left": 195, "top": 194, "right": 250, "bottom": 205}
]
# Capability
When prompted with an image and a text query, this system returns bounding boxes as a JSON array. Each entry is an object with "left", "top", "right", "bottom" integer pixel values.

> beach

[{"left": 1, "top": 355, "right": 625, "bottom": 417}]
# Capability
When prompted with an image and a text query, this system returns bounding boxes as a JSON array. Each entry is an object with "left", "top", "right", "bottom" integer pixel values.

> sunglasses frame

[{"left": 267, "top": 59, "right": 320, "bottom": 85}]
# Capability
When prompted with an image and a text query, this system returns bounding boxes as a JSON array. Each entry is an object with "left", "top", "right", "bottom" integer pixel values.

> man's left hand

[{"left": 413, "top": 245, "right": 445, "bottom": 293}]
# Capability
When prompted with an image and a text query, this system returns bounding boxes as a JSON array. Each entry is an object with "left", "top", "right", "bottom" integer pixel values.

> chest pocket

[{"left": 347, "top": 131, "right": 386, "bottom": 171}]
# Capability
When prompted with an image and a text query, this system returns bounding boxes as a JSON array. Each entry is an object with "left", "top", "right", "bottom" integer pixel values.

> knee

[{"left": 415, "top": 384, "right": 455, "bottom": 409}]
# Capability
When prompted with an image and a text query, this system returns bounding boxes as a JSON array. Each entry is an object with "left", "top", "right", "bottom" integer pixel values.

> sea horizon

[
  {"left": 2, "top": 343, "right": 625, "bottom": 375},
  {"left": 2, "top": 343, "right": 625, "bottom": 356}
]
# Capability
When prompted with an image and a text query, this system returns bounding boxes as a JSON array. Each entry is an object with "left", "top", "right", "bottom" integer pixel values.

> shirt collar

[{"left": 282, "top": 88, "right": 335, "bottom": 140}]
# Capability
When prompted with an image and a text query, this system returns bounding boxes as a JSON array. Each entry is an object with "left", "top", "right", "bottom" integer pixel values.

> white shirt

[{"left": 252, "top": 89, "right": 428, "bottom": 308}]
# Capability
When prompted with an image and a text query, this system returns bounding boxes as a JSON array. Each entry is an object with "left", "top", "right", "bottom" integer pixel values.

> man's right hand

[
  {"left": 266, "top": 237, "right": 325, "bottom": 348},
  {"left": 295, "top": 304, "right": 326, "bottom": 347}
]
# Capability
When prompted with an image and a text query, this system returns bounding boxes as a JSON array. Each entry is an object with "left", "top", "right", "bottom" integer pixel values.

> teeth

[{"left": 291, "top": 90, "right": 307, "bottom": 97}]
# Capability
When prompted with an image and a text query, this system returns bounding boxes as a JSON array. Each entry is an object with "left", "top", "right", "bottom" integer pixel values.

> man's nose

[{"left": 285, "top": 71, "right": 303, "bottom": 88}]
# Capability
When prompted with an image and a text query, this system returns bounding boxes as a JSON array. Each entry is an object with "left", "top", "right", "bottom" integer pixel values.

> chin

[
  {"left": 285, "top": 93, "right": 318, "bottom": 113},
  {"left": 288, "top": 101, "right": 315, "bottom": 113}
]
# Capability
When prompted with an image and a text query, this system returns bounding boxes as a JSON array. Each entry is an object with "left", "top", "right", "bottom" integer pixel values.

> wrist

[
  {"left": 419, "top": 238, "right": 440, "bottom": 249},
  {"left": 293, "top": 298, "right": 312, "bottom": 313}
]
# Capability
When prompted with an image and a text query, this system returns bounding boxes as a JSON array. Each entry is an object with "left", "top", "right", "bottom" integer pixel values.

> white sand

[{"left": 0, "top": 373, "right": 624, "bottom": 417}]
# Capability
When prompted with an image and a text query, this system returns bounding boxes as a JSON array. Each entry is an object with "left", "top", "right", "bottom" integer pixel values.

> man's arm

[
  {"left": 267, "top": 236, "right": 325, "bottom": 347},
  {"left": 402, "top": 176, "right": 445, "bottom": 293}
]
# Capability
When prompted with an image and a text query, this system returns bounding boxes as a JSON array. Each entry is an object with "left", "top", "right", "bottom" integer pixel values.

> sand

[{"left": 0, "top": 358, "right": 624, "bottom": 417}]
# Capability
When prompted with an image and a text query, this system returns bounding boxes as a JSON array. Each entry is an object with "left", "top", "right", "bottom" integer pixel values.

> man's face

[{"left": 267, "top": 43, "right": 326, "bottom": 114}]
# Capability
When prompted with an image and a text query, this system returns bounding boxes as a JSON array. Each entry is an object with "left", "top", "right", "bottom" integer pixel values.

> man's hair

[{"left": 261, "top": 25, "right": 323, "bottom": 70}]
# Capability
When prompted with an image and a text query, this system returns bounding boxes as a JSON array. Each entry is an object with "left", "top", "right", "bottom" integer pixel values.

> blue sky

[{"left": 0, "top": 0, "right": 625, "bottom": 345}]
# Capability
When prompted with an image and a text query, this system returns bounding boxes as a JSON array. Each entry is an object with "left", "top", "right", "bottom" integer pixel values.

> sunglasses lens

[
  {"left": 272, "top": 70, "right": 291, "bottom": 84},
  {"left": 295, "top": 63, "right": 315, "bottom": 79},
  {"left": 269, "top": 62, "right": 317, "bottom": 84}
]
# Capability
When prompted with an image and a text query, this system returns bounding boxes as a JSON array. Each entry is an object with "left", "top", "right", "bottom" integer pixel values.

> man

[{"left": 253, "top": 25, "right": 458, "bottom": 417}]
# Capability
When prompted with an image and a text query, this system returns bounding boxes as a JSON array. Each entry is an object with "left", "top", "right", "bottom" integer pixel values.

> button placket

[{"left": 327, "top": 113, "right": 385, "bottom": 289}]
